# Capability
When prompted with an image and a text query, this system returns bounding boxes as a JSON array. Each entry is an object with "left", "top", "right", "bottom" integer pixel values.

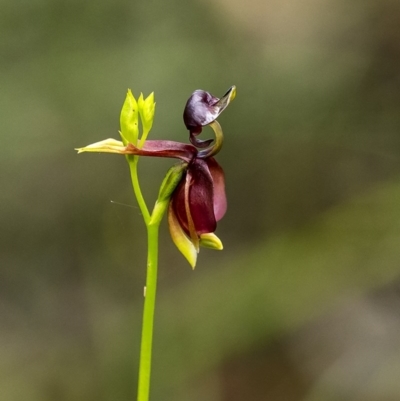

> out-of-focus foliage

[{"left": 1, "top": 0, "right": 400, "bottom": 400}]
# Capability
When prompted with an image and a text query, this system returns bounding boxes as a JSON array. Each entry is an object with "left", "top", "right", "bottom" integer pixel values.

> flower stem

[
  {"left": 129, "top": 157, "right": 151, "bottom": 224},
  {"left": 137, "top": 222, "right": 159, "bottom": 401},
  {"left": 129, "top": 153, "right": 172, "bottom": 400}
]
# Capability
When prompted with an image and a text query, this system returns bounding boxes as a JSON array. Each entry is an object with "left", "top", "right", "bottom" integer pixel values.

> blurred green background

[{"left": 2, "top": 0, "right": 400, "bottom": 400}]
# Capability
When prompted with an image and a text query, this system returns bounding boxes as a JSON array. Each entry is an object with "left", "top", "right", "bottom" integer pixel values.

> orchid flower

[
  {"left": 77, "top": 86, "right": 236, "bottom": 401},
  {"left": 77, "top": 86, "right": 236, "bottom": 267}
]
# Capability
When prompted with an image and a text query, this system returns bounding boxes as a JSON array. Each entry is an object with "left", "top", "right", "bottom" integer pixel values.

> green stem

[
  {"left": 129, "top": 151, "right": 171, "bottom": 400},
  {"left": 139, "top": 129, "right": 150, "bottom": 149},
  {"left": 137, "top": 222, "right": 159, "bottom": 401},
  {"left": 129, "top": 157, "right": 151, "bottom": 224},
  {"left": 137, "top": 200, "right": 169, "bottom": 401}
]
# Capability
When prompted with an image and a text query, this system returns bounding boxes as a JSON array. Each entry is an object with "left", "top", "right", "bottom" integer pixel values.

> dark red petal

[
  {"left": 206, "top": 157, "right": 227, "bottom": 221},
  {"left": 125, "top": 140, "right": 197, "bottom": 162},
  {"left": 172, "top": 159, "right": 216, "bottom": 236},
  {"left": 171, "top": 175, "right": 189, "bottom": 231}
]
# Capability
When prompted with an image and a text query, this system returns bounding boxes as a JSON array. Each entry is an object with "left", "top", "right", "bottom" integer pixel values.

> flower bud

[
  {"left": 120, "top": 90, "right": 139, "bottom": 145},
  {"left": 138, "top": 92, "right": 156, "bottom": 142}
]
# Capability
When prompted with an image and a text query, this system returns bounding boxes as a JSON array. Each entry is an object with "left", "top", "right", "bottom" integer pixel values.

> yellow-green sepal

[
  {"left": 168, "top": 203, "right": 197, "bottom": 269},
  {"left": 120, "top": 89, "right": 139, "bottom": 146},
  {"left": 157, "top": 162, "right": 187, "bottom": 203},
  {"left": 75, "top": 138, "right": 125, "bottom": 154}
]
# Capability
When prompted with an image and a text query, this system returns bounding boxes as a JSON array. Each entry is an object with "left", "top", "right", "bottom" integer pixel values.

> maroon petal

[
  {"left": 125, "top": 140, "right": 197, "bottom": 162},
  {"left": 206, "top": 157, "right": 227, "bottom": 221},
  {"left": 171, "top": 173, "right": 199, "bottom": 249},
  {"left": 183, "top": 90, "right": 220, "bottom": 134},
  {"left": 172, "top": 159, "right": 217, "bottom": 236},
  {"left": 183, "top": 86, "right": 236, "bottom": 135}
]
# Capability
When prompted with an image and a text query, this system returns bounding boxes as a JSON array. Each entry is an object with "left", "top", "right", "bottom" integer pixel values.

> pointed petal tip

[
  {"left": 215, "top": 85, "right": 237, "bottom": 112},
  {"left": 228, "top": 85, "right": 236, "bottom": 101},
  {"left": 190, "top": 257, "right": 197, "bottom": 270},
  {"left": 74, "top": 138, "right": 126, "bottom": 154},
  {"left": 146, "top": 92, "right": 155, "bottom": 101}
]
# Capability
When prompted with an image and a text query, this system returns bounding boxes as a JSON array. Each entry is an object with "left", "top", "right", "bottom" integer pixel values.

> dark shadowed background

[{"left": 2, "top": 0, "right": 400, "bottom": 400}]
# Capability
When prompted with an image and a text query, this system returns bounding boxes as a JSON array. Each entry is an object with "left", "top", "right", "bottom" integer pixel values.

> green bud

[
  {"left": 138, "top": 92, "right": 156, "bottom": 146},
  {"left": 120, "top": 89, "right": 139, "bottom": 145},
  {"left": 157, "top": 162, "right": 187, "bottom": 203}
]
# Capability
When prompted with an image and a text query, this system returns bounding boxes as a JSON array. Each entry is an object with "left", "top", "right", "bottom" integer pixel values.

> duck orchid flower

[{"left": 76, "top": 86, "right": 236, "bottom": 267}]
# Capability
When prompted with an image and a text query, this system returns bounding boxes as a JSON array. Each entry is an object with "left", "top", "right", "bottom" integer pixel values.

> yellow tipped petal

[
  {"left": 199, "top": 233, "right": 223, "bottom": 250},
  {"left": 168, "top": 203, "right": 198, "bottom": 269},
  {"left": 214, "top": 85, "right": 236, "bottom": 112},
  {"left": 75, "top": 138, "right": 125, "bottom": 154},
  {"left": 229, "top": 85, "right": 237, "bottom": 102}
]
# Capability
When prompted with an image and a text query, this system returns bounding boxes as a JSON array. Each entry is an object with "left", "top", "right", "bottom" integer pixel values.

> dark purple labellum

[{"left": 183, "top": 90, "right": 220, "bottom": 135}]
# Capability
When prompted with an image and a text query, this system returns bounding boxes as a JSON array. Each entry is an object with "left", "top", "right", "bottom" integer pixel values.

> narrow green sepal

[
  {"left": 120, "top": 89, "right": 139, "bottom": 146},
  {"left": 199, "top": 233, "right": 223, "bottom": 250},
  {"left": 157, "top": 162, "right": 187, "bottom": 203}
]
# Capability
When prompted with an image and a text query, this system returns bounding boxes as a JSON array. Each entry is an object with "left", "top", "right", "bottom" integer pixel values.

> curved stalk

[
  {"left": 129, "top": 156, "right": 151, "bottom": 224},
  {"left": 198, "top": 120, "right": 224, "bottom": 159}
]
